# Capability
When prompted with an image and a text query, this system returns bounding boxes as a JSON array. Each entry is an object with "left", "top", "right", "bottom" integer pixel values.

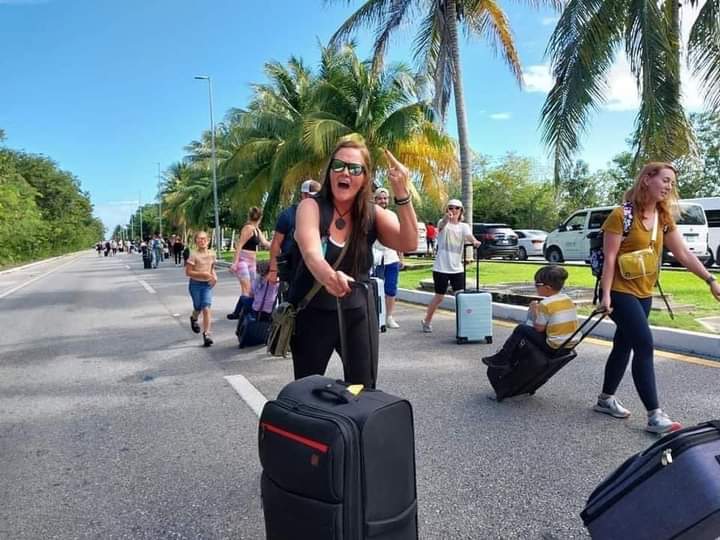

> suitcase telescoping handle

[
  {"left": 336, "top": 281, "right": 377, "bottom": 387},
  {"left": 558, "top": 307, "right": 609, "bottom": 351},
  {"left": 463, "top": 243, "right": 479, "bottom": 291}
]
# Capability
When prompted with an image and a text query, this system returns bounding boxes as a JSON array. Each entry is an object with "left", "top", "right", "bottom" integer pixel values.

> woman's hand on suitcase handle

[
  {"left": 324, "top": 270, "right": 354, "bottom": 298},
  {"left": 599, "top": 295, "right": 613, "bottom": 315}
]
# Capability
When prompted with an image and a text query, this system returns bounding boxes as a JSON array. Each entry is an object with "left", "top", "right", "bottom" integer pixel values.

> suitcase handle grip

[{"left": 312, "top": 383, "right": 353, "bottom": 404}]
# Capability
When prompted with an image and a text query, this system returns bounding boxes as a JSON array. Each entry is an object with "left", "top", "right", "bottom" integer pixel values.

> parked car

[
  {"left": 681, "top": 197, "right": 719, "bottom": 267},
  {"left": 514, "top": 229, "right": 547, "bottom": 260},
  {"left": 543, "top": 201, "right": 710, "bottom": 264},
  {"left": 472, "top": 223, "right": 519, "bottom": 259}
]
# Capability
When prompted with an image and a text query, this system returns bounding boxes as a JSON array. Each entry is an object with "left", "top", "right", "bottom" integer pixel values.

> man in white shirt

[
  {"left": 372, "top": 188, "right": 402, "bottom": 328},
  {"left": 421, "top": 199, "right": 480, "bottom": 333}
]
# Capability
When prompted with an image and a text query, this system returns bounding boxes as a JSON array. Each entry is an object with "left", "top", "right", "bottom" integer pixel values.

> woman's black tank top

[
  {"left": 241, "top": 228, "right": 260, "bottom": 251},
  {"left": 290, "top": 204, "right": 377, "bottom": 310}
]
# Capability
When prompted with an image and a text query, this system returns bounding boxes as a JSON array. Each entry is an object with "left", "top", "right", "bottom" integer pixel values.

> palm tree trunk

[{"left": 445, "top": 0, "right": 473, "bottom": 224}]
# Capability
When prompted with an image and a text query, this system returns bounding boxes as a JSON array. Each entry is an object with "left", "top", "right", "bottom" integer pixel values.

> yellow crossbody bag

[{"left": 617, "top": 211, "right": 658, "bottom": 280}]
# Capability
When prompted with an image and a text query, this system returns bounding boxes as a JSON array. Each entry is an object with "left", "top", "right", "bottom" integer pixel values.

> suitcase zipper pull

[{"left": 661, "top": 448, "right": 673, "bottom": 466}]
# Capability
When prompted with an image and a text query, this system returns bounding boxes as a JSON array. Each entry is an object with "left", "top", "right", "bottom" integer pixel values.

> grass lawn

[
  {"left": 219, "top": 250, "right": 270, "bottom": 263},
  {"left": 399, "top": 261, "right": 719, "bottom": 334}
]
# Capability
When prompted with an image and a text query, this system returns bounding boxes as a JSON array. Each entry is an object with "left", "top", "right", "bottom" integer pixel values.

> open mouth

[{"left": 336, "top": 178, "right": 352, "bottom": 191}]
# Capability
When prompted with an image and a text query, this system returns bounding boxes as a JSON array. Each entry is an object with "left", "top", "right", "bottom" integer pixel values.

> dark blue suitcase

[{"left": 581, "top": 420, "right": 720, "bottom": 539}]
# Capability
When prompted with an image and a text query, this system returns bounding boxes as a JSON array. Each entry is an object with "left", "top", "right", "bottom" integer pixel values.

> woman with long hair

[
  {"left": 290, "top": 138, "right": 418, "bottom": 387},
  {"left": 227, "top": 207, "right": 270, "bottom": 319},
  {"left": 594, "top": 162, "right": 720, "bottom": 434}
]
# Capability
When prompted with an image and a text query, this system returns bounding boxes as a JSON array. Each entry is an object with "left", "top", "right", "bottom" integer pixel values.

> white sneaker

[
  {"left": 421, "top": 319, "right": 432, "bottom": 333},
  {"left": 646, "top": 410, "right": 682, "bottom": 434},
  {"left": 593, "top": 395, "right": 631, "bottom": 418},
  {"left": 386, "top": 316, "right": 400, "bottom": 329}
]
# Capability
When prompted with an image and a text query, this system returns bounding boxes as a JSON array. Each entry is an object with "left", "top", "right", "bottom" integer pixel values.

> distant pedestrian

[
  {"left": 426, "top": 221, "right": 437, "bottom": 257},
  {"left": 594, "top": 162, "right": 720, "bottom": 434},
  {"left": 421, "top": 199, "right": 480, "bottom": 333},
  {"left": 104, "top": 241, "right": 111, "bottom": 257},
  {"left": 227, "top": 207, "right": 271, "bottom": 319},
  {"left": 151, "top": 233, "right": 162, "bottom": 268},
  {"left": 96, "top": 242, "right": 102, "bottom": 256},
  {"left": 185, "top": 231, "right": 217, "bottom": 347},
  {"left": 173, "top": 236, "right": 185, "bottom": 265}
]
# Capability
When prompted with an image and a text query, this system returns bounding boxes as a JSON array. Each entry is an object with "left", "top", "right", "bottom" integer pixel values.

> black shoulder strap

[{"left": 318, "top": 197, "right": 334, "bottom": 238}]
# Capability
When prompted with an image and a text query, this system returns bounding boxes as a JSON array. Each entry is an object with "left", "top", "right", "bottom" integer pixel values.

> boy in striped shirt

[{"left": 482, "top": 265, "right": 579, "bottom": 368}]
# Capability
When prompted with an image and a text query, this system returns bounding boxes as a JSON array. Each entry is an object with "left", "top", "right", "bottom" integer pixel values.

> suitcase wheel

[
  {"left": 485, "top": 336, "right": 492, "bottom": 344},
  {"left": 456, "top": 337, "right": 467, "bottom": 345}
]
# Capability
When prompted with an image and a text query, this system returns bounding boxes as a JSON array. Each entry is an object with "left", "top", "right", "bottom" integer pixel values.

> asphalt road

[{"left": 1, "top": 252, "right": 719, "bottom": 539}]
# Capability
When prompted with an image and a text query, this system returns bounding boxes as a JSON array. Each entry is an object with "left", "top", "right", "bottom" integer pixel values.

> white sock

[{"left": 647, "top": 408, "right": 661, "bottom": 418}]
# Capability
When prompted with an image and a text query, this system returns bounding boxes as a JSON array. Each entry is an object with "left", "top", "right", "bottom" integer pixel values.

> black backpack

[
  {"left": 276, "top": 198, "right": 334, "bottom": 285},
  {"left": 588, "top": 203, "right": 633, "bottom": 304}
]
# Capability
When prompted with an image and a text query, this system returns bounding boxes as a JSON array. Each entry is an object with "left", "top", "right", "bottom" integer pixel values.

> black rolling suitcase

[
  {"left": 259, "top": 283, "right": 417, "bottom": 540},
  {"left": 581, "top": 420, "right": 720, "bottom": 539},
  {"left": 488, "top": 308, "right": 607, "bottom": 401}
]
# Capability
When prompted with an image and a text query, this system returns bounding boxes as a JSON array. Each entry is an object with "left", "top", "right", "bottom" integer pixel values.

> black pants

[
  {"left": 174, "top": 249, "right": 183, "bottom": 264},
  {"left": 602, "top": 291, "right": 658, "bottom": 410},
  {"left": 510, "top": 324, "right": 554, "bottom": 354},
  {"left": 291, "top": 305, "right": 379, "bottom": 388}
]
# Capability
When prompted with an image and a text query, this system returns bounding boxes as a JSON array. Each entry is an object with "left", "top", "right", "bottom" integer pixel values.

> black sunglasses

[
  {"left": 447, "top": 205, "right": 461, "bottom": 210},
  {"left": 330, "top": 158, "right": 365, "bottom": 177}
]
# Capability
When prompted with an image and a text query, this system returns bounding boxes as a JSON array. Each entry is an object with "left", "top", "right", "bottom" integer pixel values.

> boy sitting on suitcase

[{"left": 482, "top": 265, "right": 579, "bottom": 368}]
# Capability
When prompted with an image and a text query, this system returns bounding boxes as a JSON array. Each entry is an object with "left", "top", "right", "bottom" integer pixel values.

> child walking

[
  {"left": 482, "top": 265, "right": 579, "bottom": 368},
  {"left": 185, "top": 231, "right": 217, "bottom": 347}
]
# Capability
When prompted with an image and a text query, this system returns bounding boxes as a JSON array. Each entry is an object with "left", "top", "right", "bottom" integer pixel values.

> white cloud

[
  {"left": 541, "top": 16, "right": 559, "bottom": 26},
  {"left": 94, "top": 201, "right": 141, "bottom": 234},
  {"left": 522, "top": 65, "right": 554, "bottom": 93},
  {"left": 489, "top": 113, "right": 511, "bottom": 120}
]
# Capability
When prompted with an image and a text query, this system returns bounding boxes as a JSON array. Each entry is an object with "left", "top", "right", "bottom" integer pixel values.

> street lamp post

[
  {"left": 139, "top": 191, "right": 143, "bottom": 241},
  {"left": 194, "top": 75, "right": 221, "bottom": 257},
  {"left": 157, "top": 162, "right": 163, "bottom": 238}
]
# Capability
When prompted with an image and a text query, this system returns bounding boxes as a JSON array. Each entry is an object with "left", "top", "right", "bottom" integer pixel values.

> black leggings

[
  {"left": 291, "top": 306, "right": 379, "bottom": 388},
  {"left": 602, "top": 291, "right": 658, "bottom": 410},
  {"left": 174, "top": 249, "right": 183, "bottom": 264}
]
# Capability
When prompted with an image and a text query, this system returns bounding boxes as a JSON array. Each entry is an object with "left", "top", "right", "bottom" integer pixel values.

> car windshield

[{"left": 677, "top": 204, "right": 706, "bottom": 225}]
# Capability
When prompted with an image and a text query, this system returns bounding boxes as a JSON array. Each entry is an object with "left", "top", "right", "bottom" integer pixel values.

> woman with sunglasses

[
  {"left": 290, "top": 138, "right": 418, "bottom": 387},
  {"left": 421, "top": 199, "right": 481, "bottom": 333}
]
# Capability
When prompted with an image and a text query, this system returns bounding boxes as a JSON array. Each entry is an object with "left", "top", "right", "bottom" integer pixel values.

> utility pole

[{"left": 139, "top": 191, "right": 143, "bottom": 241}]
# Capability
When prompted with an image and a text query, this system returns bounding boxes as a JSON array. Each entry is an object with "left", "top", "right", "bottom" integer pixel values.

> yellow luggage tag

[{"left": 347, "top": 384, "right": 364, "bottom": 396}]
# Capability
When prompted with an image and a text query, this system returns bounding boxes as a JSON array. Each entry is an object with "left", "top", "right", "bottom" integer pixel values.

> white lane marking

[
  {"left": 0, "top": 257, "right": 78, "bottom": 299},
  {"left": 224, "top": 374, "right": 268, "bottom": 417},
  {"left": 137, "top": 279, "right": 157, "bottom": 294},
  {"left": 125, "top": 265, "right": 130, "bottom": 270}
]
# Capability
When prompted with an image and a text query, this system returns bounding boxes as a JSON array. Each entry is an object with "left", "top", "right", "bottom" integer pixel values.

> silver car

[{"left": 514, "top": 229, "right": 547, "bottom": 260}]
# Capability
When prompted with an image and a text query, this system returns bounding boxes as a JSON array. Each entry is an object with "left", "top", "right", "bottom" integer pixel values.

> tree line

[{"left": 0, "top": 131, "right": 104, "bottom": 266}]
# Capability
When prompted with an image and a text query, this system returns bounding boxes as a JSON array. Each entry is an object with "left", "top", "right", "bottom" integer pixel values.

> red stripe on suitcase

[{"left": 261, "top": 422, "right": 329, "bottom": 453}]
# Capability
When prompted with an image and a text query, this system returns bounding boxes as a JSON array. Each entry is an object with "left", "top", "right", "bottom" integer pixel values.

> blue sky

[{"left": 0, "top": 0, "right": 706, "bottom": 234}]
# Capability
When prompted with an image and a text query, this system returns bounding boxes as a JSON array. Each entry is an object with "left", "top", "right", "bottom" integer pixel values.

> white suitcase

[
  {"left": 370, "top": 277, "right": 387, "bottom": 333},
  {"left": 455, "top": 246, "right": 493, "bottom": 344}
]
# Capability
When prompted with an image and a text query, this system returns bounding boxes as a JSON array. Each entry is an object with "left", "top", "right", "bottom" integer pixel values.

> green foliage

[
  {"left": 0, "top": 147, "right": 104, "bottom": 266},
  {"left": 675, "top": 112, "right": 720, "bottom": 198}
]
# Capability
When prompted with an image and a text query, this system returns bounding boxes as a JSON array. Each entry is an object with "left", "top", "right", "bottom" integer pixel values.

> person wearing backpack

[
  {"left": 266, "top": 179, "right": 321, "bottom": 289},
  {"left": 289, "top": 139, "right": 418, "bottom": 387},
  {"left": 595, "top": 162, "right": 720, "bottom": 434}
]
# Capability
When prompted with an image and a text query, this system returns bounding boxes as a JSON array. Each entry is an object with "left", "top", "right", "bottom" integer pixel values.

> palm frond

[
  {"left": 540, "top": 0, "right": 626, "bottom": 186},
  {"left": 687, "top": 0, "right": 720, "bottom": 113}
]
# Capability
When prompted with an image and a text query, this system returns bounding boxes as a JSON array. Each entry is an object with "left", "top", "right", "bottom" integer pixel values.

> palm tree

[
  {"left": 327, "top": 0, "right": 561, "bottom": 223},
  {"left": 213, "top": 45, "right": 457, "bottom": 220},
  {"left": 541, "top": 0, "right": 720, "bottom": 185}
]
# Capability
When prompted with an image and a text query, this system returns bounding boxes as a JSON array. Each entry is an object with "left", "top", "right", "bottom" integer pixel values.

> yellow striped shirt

[{"left": 535, "top": 293, "right": 579, "bottom": 349}]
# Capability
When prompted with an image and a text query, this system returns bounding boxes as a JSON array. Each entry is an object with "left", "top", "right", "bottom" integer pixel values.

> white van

[
  {"left": 682, "top": 197, "right": 719, "bottom": 267},
  {"left": 404, "top": 221, "right": 428, "bottom": 256},
  {"left": 543, "top": 202, "right": 709, "bottom": 264}
]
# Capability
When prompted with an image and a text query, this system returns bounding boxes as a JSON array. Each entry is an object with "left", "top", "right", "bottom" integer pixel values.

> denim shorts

[
  {"left": 378, "top": 262, "right": 400, "bottom": 297},
  {"left": 188, "top": 279, "right": 213, "bottom": 311}
]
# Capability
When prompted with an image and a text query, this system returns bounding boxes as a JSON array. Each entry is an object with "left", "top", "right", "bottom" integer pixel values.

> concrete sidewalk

[{"left": 398, "top": 288, "right": 720, "bottom": 360}]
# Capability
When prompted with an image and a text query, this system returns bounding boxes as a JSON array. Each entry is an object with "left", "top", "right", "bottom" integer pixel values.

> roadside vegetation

[{"left": 0, "top": 130, "right": 104, "bottom": 268}]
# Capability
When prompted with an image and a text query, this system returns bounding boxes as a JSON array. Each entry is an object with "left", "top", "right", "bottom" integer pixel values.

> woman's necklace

[{"left": 334, "top": 206, "right": 351, "bottom": 230}]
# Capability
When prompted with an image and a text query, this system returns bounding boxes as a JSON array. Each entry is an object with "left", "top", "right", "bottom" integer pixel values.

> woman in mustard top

[{"left": 594, "top": 162, "right": 720, "bottom": 434}]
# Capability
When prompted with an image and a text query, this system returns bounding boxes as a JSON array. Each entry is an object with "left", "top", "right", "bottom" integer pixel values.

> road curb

[
  {"left": 397, "top": 288, "right": 720, "bottom": 360},
  {"left": 0, "top": 252, "right": 83, "bottom": 276}
]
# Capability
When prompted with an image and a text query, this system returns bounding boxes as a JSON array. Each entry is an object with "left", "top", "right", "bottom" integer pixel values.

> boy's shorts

[
  {"left": 378, "top": 262, "right": 400, "bottom": 297},
  {"left": 189, "top": 279, "right": 213, "bottom": 311},
  {"left": 432, "top": 271, "right": 465, "bottom": 294}
]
